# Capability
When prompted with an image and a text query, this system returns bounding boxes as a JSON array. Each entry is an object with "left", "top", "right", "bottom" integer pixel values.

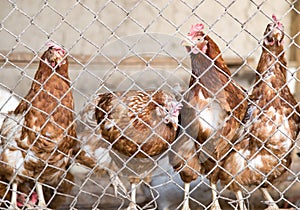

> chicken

[
  {"left": 73, "top": 97, "right": 127, "bottom": 197},
  {"left": 77, "top": 90, "right": 182, "bottom": 209},
  {"left": 219, "top": 15, "right": 300, "bottom": 210},
  {"left": 0, "top": 42, "right": 77, "bottom": 209},
  {"left": 170, "top": 23, "right": 247, "bottom": 210}
]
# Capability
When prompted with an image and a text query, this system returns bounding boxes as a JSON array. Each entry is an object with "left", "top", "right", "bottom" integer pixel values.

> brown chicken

[
  {"left": 170, "top": 23, "right": 248, "bottom": 210},
  {"left": 77, "top": 90, "right": 182, "bottom": 209},
  {"left": 73, "top": 97, "right": 127, "bottom": 197},
  {"left": 219, "top": 15, "right": 300, "bottom": 210},
  {"left": 0, "top": 42, "right": 76, "bottom": 209}
]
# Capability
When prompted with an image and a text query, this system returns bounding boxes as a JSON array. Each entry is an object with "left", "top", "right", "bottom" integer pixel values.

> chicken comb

[
  {"left": 272, "top": 14, "right": 283, "bottom": 30},
  {"left": 47, "top": 42, "right": 65, "bottom": 56},
  {"left": 188, "top": 23, "right": 204, "bottom": 38}
]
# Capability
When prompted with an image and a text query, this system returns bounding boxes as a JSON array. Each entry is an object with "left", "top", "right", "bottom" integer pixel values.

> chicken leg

[
  {"left": 8, "top": 182, "right": 20, "bottom": 210},
  {"left": 36, "top": 183, "right": 53, "bottom": 210},
  {"left": 127, "top": 182, "right": 138, "bottom": 210},
  {"left": 210, "top": 182, "right": 221, "bottom": 210},
  {"left": 108, "top": 171, "right": 127, "bottom": 197},
  {"left": 181, "top": 183, "right": 191, "bottom": 210},
  {"left": 260, "top": 188, "right": 279, "bottom": 210},
  {"left": 235, "top": 190, "right": 247, "bottom": 210}
]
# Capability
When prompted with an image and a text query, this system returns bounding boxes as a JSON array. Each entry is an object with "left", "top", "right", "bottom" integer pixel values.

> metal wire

[{"left": 0, "top": 0, "right": 299, "bottom": 209}]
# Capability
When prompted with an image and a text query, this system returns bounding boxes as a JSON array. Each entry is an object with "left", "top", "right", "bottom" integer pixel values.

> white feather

[
  {"left": 104, "top": 121, "right": 115, "bottom": 130},
  {"left": 233, "top": 152, "right": 246, "bottom": 172},
  {"left": 198, "top": 91, "right": 224, "bottom": 133},
  {"left": 1, "top": 112, "right": 26, "bottom": 174},
  {"left": 0, "top": 87, "right": 20, "bottom": 128},
  {"left": 248, "top": 155, "right": 264, "bottom": 169}
]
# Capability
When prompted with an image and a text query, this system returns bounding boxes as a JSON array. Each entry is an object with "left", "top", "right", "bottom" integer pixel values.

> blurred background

[
  {"left": 1, "top": 0, "right": 299, "bottom": 109},
  {"left": 0, "top": 0, "right": 299, "bottom": 209}
]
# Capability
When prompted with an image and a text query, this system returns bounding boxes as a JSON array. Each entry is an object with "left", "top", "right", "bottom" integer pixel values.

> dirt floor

[{"left": 59, "top": 148, "right": 300, "bottom": 210}]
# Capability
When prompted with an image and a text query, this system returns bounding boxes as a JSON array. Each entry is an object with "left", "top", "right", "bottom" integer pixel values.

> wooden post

[{"left": 290, "top": 1, "right": 300, "bottom": 100}]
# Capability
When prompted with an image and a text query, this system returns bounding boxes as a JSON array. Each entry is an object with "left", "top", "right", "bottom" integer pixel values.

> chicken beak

[
  {"left": 274, "top": 28, "right": 282, "bottom": 41},
  {"left": 181, "top": 38, "right": 193, "bottom": 47},
  {"left": 178, "top": 102, "right": 183, "bottom": 110},
  {"left": 272, "top": 28, "right": 284, "bottom": 45},
  {"left": 54, "top": 50, "right": 66, "bottom": 67},
  {"left": 181, "top": 38, "right": 197, "bottom": 53}
]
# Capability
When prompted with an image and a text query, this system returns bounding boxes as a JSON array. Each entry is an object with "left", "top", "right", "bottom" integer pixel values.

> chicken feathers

[
  {"left": 77, "top": 89, "right": 182, "bottom": 209},
  {"left": 170, "top": 23, "right": 248, "bottom": 210},
  {"left": 0, "top": 42, "right": 76, "bottom": 209},
  {"left": 219, "top": 15, "right": 300, "bottom": 210}
]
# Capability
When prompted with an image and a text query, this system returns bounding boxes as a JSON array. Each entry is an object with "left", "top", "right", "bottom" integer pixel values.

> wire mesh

[{"left": 0, "top": 0, "right": 300, "bottom": 209}]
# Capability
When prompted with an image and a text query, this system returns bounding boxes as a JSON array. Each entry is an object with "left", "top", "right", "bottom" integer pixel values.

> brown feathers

[
  {"left": 95, "top": 90, "right": 181, "bottom": 158},
  {"left": 0, "top": 43, "right": 76, "bottom": 208},
  {"left": 170, "top": 23, "right": 248, "bottom": 210},
  {"left": 219, "top": 15, "right": 300, "bottom": 209},
  {"left": 172, "top": 23, "right": 247, "bottom": 183},
  {"left": 74, "top": 89, "right": 182, "bottom": 209}
]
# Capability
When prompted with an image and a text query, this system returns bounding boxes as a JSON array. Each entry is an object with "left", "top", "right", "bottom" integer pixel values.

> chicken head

[
  {"left": 263, "top": 15, "right": 284, "bottom": 47},
  {"left": 44, "top": 42, "right": 67, "bottom": 67},
  {"left": 182, "top": 23, "right": 208, "bottom": 54}
]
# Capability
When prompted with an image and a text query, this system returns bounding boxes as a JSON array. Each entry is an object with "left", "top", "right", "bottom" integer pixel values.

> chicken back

[{"left": 95, "top": 90, "right": 182, "bottom": 158}]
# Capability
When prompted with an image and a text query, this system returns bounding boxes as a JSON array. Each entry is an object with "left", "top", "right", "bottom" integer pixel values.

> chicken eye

[
  {"left": 164, "top": 107, "right": 169, "bottom": 114},
  {"left": 197, "top": 37, "right": 204, "bottom": 42}
]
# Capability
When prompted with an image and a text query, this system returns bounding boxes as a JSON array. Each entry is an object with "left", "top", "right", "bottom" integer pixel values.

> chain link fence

[{"left": 0, "top": 0, "right": 300, "bottom": 209}]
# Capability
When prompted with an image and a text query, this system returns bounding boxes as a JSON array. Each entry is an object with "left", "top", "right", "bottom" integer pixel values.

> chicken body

[
  {"left": 95, "top": 90, "right": 181, "bottom": 157},
  {"left": 219, "top": 15, "right": 300, "bottom": 210},
  {"left": 0, "top": 43, "right": 76, "bottom": 209},
  {"left": 77, "top": 90, "right": 182, "bottom": 209},
  {"left": 170, "top": 24, "right": 247, "bottom": 210},
  {"left": 74, "top": 97, "right": 127, "bottom": 198}
]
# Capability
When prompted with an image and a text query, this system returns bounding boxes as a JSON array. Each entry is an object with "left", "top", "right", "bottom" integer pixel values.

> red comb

[
  {"left": 47, "top": 42, "right": 65, "bottom": 56},
  {"left": 272, "top": 14, "right": 283, "bottom": 30},
  {"left": 188, "top": 23, "right": 204, "bottom": 38}
]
